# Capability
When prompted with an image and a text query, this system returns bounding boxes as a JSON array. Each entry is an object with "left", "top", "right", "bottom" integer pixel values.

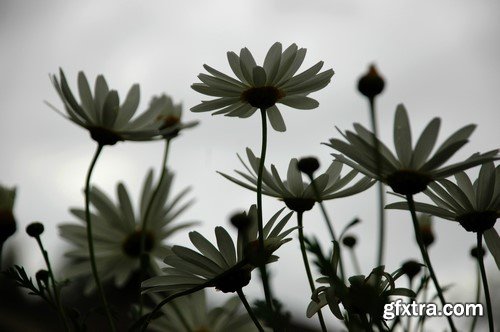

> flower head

[
  {"left": 48, "top": 69, "right": 166, "bottom": 145},
  {"left": 59, "top": 169, "right": 196, "bottom": 292},
  {"left": 142, "top": 206, "right": 295, "bottom": 295},
  {"left": 307, "top": 243, "right": 415, "bottom": 330},
  {"left": 153, "top": 94, "right": 199, "bottom": 139},
  {"left": 191, "top": 42, "right": 334, "bottom": 132},
  {"left": 387, "top": 162, "right": 500, "bottom": 268},
  {"left": 326, "top": 104, "right": 499, "bottom": 195},
  {"left": 218, "top": 148, "right": 374, "bottom": 212},
  {"left": 0, "top": 184, "right": 16, "bottom": 245},
  {"left": 150, "top": 290, "right": 259, "bottom": 332}
]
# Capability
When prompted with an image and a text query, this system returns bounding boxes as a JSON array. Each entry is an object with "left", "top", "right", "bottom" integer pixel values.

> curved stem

[
  {"left": 139, "top": 139, "right": 171, "bottom": 315},
  {"left": 368, "top": 98, "right": 386, "bottom": 267},
  {"left": 35, "top": 237, "right": 70, "bottom": 331},
  {"left": 237, "top": 288, "right": 265, "bottom": 332},
  {"left": 406, "top": 195, "right": 456, "bottom": 332},
  {"left": 297, "top": 212, "right": 328, "bottom": 332},
  {"left": 85, "top": 144, "right": 116, "bottom": 331},
  {"left": 477, "top": 233, "right": 494, "bottom": 332},
  {"left": 308, "top": 176, "right": 345, "bottom": 281},
  {"left": 469, "top": 261, "right": 481, "bottom": 332},
  {"left": 256, "top": 108, "right": 274, "bottom": 319}
]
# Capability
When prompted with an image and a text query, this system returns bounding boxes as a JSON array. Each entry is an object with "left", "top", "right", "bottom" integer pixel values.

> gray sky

[{"left": 1, "top": 0, "right": 499, "bottom": 329}]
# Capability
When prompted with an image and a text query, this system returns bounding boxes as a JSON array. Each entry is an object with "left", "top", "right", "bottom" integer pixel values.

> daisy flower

[
  {"left": 325, "top": 104, "right": 499, "bottom": 195},
  {"left": 59, "top": 169, "right": 196, "bottom": 293},
  {"left": 142, "top": 205, "right": 295, "bottom": 296},
  {"left": 387, "top": 162, "right": 500, "bottom": 268},
  {"left": 218, "top": 148, "right": 374, "bottom": 213},
  {"left": 149, "top": 290, "right": 259, "bottom": 332},
  {"left": 152, "top": 94, "right": 199, "bottom": 139},
  {"left": 191, "top": 42, "right": 334, "bottom": 132},
  {"left": 48, "top": 69, "right": 165, "bottom": 145}
]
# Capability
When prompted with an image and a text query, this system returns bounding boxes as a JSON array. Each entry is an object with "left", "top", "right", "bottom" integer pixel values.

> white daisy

[
  {"left": 191, "top": 42, "right": 334, "bottom": 132},
  {"left": 152, "top": 94, "right": 199, "bottom": 139},
  {"left": 149, "top": 290, "right": 259, "bottom": 332},
  {"left": 218, "top": 148, "right": 374, "bottom": 212},
  {"left": 48, "top": 69, "right": 165, "bottom": 145},
  {"left": 142, "top": 205, "right": 296, "bottom": 296},
  {"left": 59, "top": 169, "right": 196, "bottom": 292},
  {"left": 325, "top": 104, "right": 499, "bottom": 195}
]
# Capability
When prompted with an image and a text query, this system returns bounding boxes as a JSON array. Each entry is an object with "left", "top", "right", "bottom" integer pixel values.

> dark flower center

[
  {"left": 214, "top": 268, "right": 251, "bottom": 293},
  {"left": 283, "top": 198, "right": 315, "bottom": 213},
  {"left": 456, "top": 211, "right": 497, "bottom": 233},
  {"left": 241, "top": 86, "right": 285, "bottom": 109},
  {"left": 122, "top": 230, "right": 155, "bottom": 258},
  {"left": 386, "top": 170, "right": 432, "bottom": 195},
  {"left": 88, "top": 126, "right": 123, "bottom": 146},
  {"left": 346, "top": 283, "right": 387, "bottom": 319}
]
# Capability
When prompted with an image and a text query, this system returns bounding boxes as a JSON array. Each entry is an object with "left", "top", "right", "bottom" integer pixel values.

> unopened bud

[
  {"left": 342, "top": 235, "right": 357, "bottom": 248},
  {"left": 357, "top": 64, "right": 385, "bottom": 99},
  {"left": 26, "top": 222, "right": 44, "bottom": 237},
  {"left": 297, "top": 157, "right": 320, "bottom": 177},
  {"left": 401, "top": 260, "right": 422, "bottom": 281},
  {"left": 470, "top": 246, "right": 486, "bottom": 259},
  {"left": 230, "top": 212, "right": 252, "bottom": 231}
]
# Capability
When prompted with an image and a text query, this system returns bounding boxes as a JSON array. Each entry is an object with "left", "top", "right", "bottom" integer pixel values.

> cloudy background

[{"left": 1, "top": 0, "right": 499, "bottom": 329}]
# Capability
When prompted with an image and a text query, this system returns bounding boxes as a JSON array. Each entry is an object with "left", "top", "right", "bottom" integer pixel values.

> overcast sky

[{"left": 1, "top": 0, "right": 499, "bottom": 330}]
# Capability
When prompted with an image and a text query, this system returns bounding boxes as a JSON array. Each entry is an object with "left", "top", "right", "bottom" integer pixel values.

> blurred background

[{"left": 1, "top": 0, "right": 499, "bottom": 330}]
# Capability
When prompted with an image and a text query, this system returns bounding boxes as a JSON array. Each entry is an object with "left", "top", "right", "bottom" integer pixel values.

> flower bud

[
  {"left": 297, "top": 157, "right": 320, "bottom": 177},
  {"left": 401, "top": 260, "right": 422, "bottom": 281},
  {"left": 357, "top": 64, "right": 385, "bottom": 99},
  {"left": 26, "top": 222, "right": 45, "bottom": 237},
  {"left": 470, "top": 246, "right": 486, "bottom": 259},
  {"left": 342, "top": 235, "right": 357, "bottom": 248},
  {"left": 36, "top": 269, "right": 50, "bottom": 285},
  {"left": 418, "top": 214, "right": 435, "bottom": 247},
  {"left": 230, "top": 212, "right": 252, "bottom": 231}
]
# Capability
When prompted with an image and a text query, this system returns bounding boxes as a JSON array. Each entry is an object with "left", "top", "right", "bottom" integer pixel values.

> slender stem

[
  {"left": 139, "top": 139, "right": 171, "bottom": 315},
  {"left": 349, "top": 248, "right": 362, "bottom": 275},
  {"left": 237, "top": 289, "right": 265, "bottom": 332},
  {"left": 406, "top": 195, "right": 456, "bottom": 332},
  {"left": 297, "top": 212, "right": 328, "bottom": 332},
  {"left": 368, "top": 98, "right": 386, "bottom": 267},
  {"left": 35, "top": 237, "right": 70, "bottom": 331},
  {"left": 477, "top": 233, "right": 494, "bottom": 332},
  {"left": 308, "top": 176, "right": 345, "bottom": 281},
  {"left": 406, "top": 280, "right": 413, "bottom": 332},
  {"left": 469, "top": 261, "right": 481, "bottom": 332},
  {"left": 256, "top": 108, "right": 274, "bottom": 319},
  {"left": 418, "top": 272, "right": 429, "bottom": 332},
  {"left": 85, "top": 144, "right": 116, "bottom": 331}
]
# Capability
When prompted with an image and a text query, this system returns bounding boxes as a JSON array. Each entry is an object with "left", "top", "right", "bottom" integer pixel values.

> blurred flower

[
  {"left": 0, "top": 184, "right": 16, "bottom": 245},
  {"left": 191, "top": 42, "right": 334, "bottom": 132},
  {"left": 218, "top": 148, "right": 374, "bottom": 212},
  {"left": 150, "top": 290, "right": 258, "bottom": 332},
  {"left": 59, "top": 169, "right": 196, "bottom": 293},
  {"left": 401, "top": 260, "right": 423, "bottom": 282},
  {"left": 357, "top": 64, "right": 385, "bottom": 100},
  {"left": 48, "top": 69, "right": 164, "bottom": 145},
  {"left": 326, "top": 104, "right": 498, "bottom": 195},
  {"left": 418, "top": 214, "right": 435, "bottom": 247},
  {"left": 142, "top": 206, "right": 295, "bottom": 295},
  {"left": 153, "top": 94, "right": 199, "bottom": 139},
  {"left": 387, "top": 162, "right": 500, "bottom": 268}
]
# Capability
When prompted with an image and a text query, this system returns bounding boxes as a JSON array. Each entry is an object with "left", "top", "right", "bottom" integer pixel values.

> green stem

[
  {"left": 297, "top": 212, "right": 328, "bottom": 332},
  {"left": 469, "top": 261, "right": 481, "bottom": 332},
  {"left": 257, "top": 108, "right": 274, "bottom": 319},
  {"left": 308, "top": 176, "right": 345, "bottom": 281},
  {"left": 406, "top": 195, "right": 456, "bottom": 332},
  {"left": 368, "top": 98, "right": 386, "bottom": 267},
  {"left": 237, "top": 289, "right": 265, "bottom": 332},
  {"left": 477, "top": 233, "right": 494, "bottom": 332},
  {"left": 139, "top": 138, "right": 171, "bottom": 315},
  {"left": 349, "top": 248, "right": 362, "bottom": 275},
  {"left": 85, "top": 144, "right": 116, "bottom": 332},
  {"left": 35, "top": 236, "right": 70, "bottom": 331}
]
